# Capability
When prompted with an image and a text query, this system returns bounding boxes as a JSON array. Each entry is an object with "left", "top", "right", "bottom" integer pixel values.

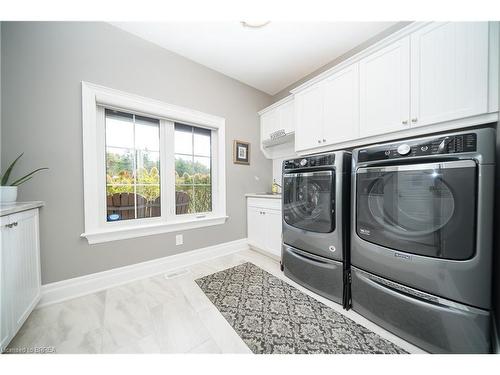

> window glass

[
  {"left": 105, "top": 109, "right": 161, "bottom": 222},
  {"left": 174, "top": 123, "right": 212, "bottom": 215}
]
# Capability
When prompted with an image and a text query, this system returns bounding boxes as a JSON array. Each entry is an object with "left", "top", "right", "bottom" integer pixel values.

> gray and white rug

[{"left": 196, "top": 262, "right": 407, "bottom": 354}]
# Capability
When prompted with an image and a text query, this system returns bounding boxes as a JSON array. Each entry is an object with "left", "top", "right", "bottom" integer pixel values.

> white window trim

[{"left": 81, "top": 81, "right": 227, "bottom": 244}]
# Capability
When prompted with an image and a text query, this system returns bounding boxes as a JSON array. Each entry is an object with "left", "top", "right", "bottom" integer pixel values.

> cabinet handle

[
  {"left": 5, "top": 222, "right": 17, "bottom": 228},
  {"left": 322, "top": 139, "right": 326, "bottom": 142},
  {"left": 411, "top": 118, "right": 418, "bottom": 123},
  {"left": 402, "top": 120, "right": 408, "bottom": 125},
  {"left": 317, "top": 140, "right": 321, "bottom": 144}
]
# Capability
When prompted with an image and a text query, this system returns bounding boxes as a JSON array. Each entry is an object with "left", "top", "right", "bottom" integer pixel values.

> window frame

[{"left": 81, "top": 82, "right": 227, "bottom": 244}]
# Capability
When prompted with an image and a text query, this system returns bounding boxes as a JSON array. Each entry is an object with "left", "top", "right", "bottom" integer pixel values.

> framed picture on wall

[{"left": 233, "top": 140, "right": 250, "bottom": 165}]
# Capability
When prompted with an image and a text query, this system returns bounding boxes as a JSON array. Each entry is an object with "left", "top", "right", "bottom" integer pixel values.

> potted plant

[{"left": 0, "top": 153, "right": 48, "bottom": 204}]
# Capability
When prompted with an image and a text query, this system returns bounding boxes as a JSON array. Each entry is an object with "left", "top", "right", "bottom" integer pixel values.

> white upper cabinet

[
  {"left": 410, "top": 22, "right": 489, "bottom": 127},
  {"left": 259, "top": 96, "right": 295, "bottom": 149},
  {"left": 323, "top": 63, "right": 360, "bottom": 144},
  {"left": 260, "top": 108, "right": 280, "bottom": 141},
  {"left": 359, "top": 36, "right": 410, "bottom": 137},
  {"left": 294, "top": 83, "right": 324, "bottom": 151},
  {"left": 279, "top": 99, "right": 295, "bottom": 134},
  {"left": 282, "top": 22, "right": 497, "bottom": 154},
  {"left": 295, "top": 64, "right": 360, "bottom": 152}
]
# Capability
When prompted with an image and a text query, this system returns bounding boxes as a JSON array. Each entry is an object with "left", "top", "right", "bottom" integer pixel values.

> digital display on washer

[{"left": 357, "top": 133, "right": 477, "bottom": 162}]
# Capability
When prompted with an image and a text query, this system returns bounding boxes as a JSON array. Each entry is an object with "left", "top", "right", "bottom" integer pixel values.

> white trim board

[{"left": 38, "top": 238, "right": 249, "bottom": 308}]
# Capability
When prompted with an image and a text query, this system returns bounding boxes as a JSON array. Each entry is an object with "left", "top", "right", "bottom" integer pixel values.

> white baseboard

[{"left": 39, "top": 238, "right": 249, "bottom": 308}]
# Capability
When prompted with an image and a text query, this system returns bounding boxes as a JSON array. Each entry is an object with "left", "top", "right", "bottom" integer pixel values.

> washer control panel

[
  {"left": 284, "top": 153, "right": 336, "bottom": 170},
  {"left": 358, "top": 133, "right": 477, "bottom": 162}
]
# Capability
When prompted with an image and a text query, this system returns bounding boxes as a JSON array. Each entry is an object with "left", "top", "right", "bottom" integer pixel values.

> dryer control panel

[{"left": 358, "top": 133, "right": 477, "bottom": 162}]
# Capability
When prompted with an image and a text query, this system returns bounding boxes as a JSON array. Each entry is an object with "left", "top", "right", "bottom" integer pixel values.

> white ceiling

[{"left": 111, "top": 22, "right": 398, "bottom": 95}]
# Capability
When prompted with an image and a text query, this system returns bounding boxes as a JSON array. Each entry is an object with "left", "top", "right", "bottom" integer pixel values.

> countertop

[
  {"left": 245, "top": 193, "right": 282, "bottom": 199},
  {"left": 0, "top": 201, "right": 45, "bottom": 217}
]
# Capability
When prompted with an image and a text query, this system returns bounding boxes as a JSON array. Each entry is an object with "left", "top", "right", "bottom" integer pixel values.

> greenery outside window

[{"left": 174, "top": 123, "right": 212, "bottom": 215}]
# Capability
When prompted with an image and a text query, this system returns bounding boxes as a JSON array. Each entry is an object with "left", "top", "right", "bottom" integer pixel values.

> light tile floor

[{"left": 7, "top": 249, "right": 425, "bottom": 354}]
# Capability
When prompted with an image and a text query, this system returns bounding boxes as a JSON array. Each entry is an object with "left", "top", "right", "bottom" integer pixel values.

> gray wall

[
  {"left": 272, "top": 22, "right": 412, "bottom": 102},
  {"left": 0, "top": 22, "right": 273, "bottom": 284}
]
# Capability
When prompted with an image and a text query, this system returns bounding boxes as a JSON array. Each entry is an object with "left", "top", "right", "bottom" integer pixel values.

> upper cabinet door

[
  {"left": 279, "top": 100, "right": 295, "bottom": 134},
  {"left": 323, "top": 63, "right": 360, "bottom": 145},
  {"left": 410, "top": 22, "right": 489, "bottom": 127},
  {"left": 294, "top": 84, "right": 324, "bottom": 152},
  {"left": 359, "top": 36, "right": 411, "bottom": 138},
  {"left": 260, "top": 109, "right": 280, "bottom": 141}
]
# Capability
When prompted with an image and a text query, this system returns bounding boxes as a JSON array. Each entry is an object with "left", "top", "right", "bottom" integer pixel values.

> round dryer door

[{"left": 356, "top": 160, "right": 477, "bottom": 260}]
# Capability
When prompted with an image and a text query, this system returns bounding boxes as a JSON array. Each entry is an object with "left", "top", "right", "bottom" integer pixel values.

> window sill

[{"left": 81, "top": 215, "right": 228, "bottom": 244}]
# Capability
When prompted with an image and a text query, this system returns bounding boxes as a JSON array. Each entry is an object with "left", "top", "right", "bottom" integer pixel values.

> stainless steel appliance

[
  {"left": 351, "top": 128, "right": 495, "bottom": 353},
  {"left": 282, "top": 151, "right": 351, "bottom": 308}
]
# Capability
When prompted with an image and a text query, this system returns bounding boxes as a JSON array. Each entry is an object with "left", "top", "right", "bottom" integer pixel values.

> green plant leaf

[
  {"left": 10, "top": 167, "right": 49, "bottom": 186},
  {"left": 11, "top": 176, "right": 33, "bottom": 186},
  {"left": 1, "top": 153, "right": 24, "bottom": 186}
]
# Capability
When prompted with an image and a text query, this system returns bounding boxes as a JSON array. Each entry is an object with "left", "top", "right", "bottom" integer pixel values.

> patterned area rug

[{"left": 196, "top": 262, "right": 407, "bottom": 354}]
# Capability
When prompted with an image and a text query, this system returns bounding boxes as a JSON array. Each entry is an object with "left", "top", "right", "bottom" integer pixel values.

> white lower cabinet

[
  {"left": 247, "top": 198, "right": 282, "bottom": 259},
  {"left": 0, "top": 208, "right": 41, "bottom": 352}
]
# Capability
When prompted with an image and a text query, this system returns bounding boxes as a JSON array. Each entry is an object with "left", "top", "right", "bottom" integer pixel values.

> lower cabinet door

[
  {"left": 0, "top": 209, "right": 41, "bottom": 352},
  {"left": 247, "top": 206, "right": 267, "bottom": 251},
  {"left": 351, "top": 266, "right": 491, "bottom": 353},
  {"left": 264, "top": 209, "right": 282, "bottom": 258},
  {"left": 10, "top": 210, "right": 41, "bottom": 331},
  {"left": 0, "top": 218, "right": 13, "bottom": 352}
]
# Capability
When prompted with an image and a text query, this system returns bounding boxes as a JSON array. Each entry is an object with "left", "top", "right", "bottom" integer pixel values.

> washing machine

[{"left": 281, "top": 151, "right": 351, "bottom": 308}]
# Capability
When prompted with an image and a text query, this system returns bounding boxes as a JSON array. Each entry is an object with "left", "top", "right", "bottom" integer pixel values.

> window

[
  {"left": 105, "top": 110, "right": 161, "bottom": 221},
  {"left": 81, "top": 82, "right": 226, "bottom": 244},
  {"left": 174, "top": 124, "right": 212, "bottom": 215}
]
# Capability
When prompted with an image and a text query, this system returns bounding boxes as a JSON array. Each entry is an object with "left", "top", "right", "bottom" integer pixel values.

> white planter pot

[{"left": 0, "top": 186, "right": 18, "bottom": 203}]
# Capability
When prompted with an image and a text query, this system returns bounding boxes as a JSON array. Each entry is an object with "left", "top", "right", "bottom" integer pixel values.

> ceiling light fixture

[{"left": 241, "top": 21, "right": 271, "bottom": 29}]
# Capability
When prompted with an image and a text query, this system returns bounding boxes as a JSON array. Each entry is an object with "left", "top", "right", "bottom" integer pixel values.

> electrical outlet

[{"left": 175, "top": 234, "right": 183, "bottom": 246}]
